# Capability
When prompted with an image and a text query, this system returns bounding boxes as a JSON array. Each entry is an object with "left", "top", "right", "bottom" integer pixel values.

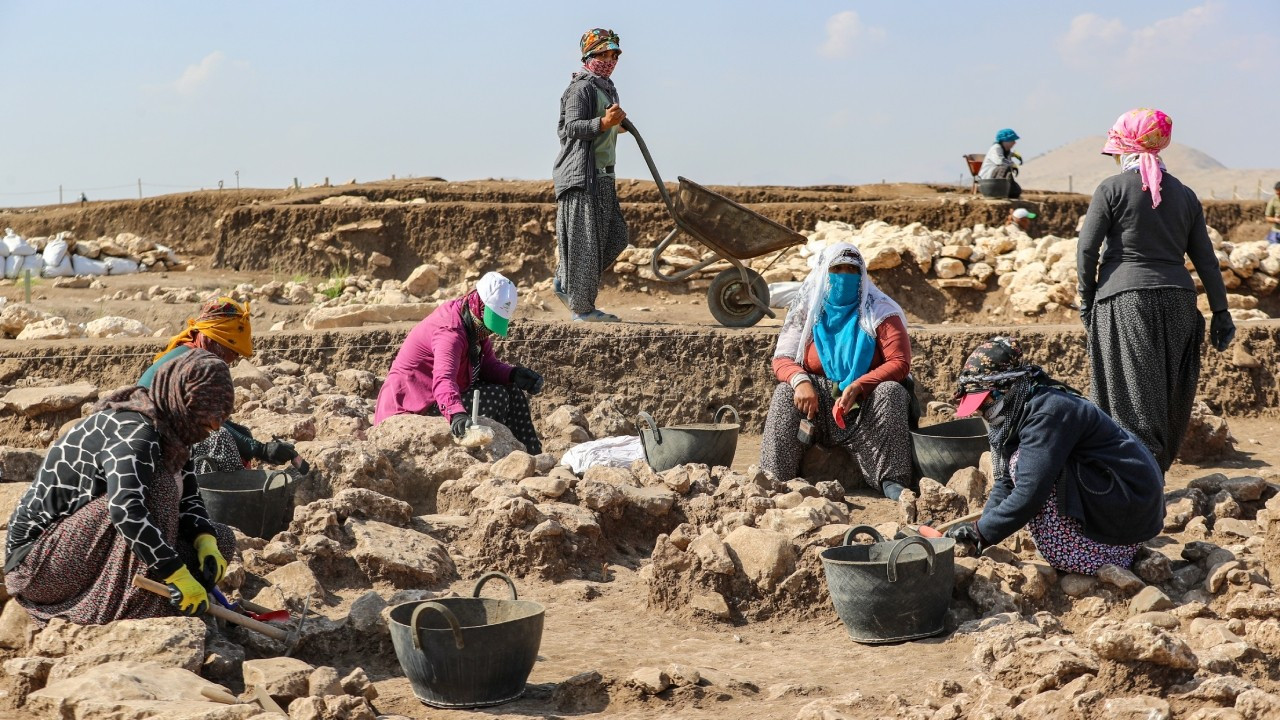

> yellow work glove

[
  {"left": 163, "top": 565, "right": 210, "bottom": 616},
  {"left": 194, "top": 533, "right": 227, "bottom": 585}
]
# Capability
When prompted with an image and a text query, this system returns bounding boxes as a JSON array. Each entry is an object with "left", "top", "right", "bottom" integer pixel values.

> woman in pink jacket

[{"left": 374, "top": 272, "right": 545, "bottom": 453}]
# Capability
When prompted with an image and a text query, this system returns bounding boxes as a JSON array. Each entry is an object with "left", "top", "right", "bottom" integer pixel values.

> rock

[
  {"left": 575, "top": 479, "right": 625, "bottom": 518},
  {"left": 243, "top": 657, "right": 315, "bottom": 706},
  {"left": 665, "top": 664, "right": 701, "bottom": 688},
  {"left": 334, "top": 369, "right": 377, "bottom": 398},
  {"left": 1128, "top": 612, "right": 1180, "bottom": 630},
  {"left": 934, "top": 257, "right": 966, "bottom": 279},
  {"left": 0, "top": 600, "right": 36, "bottom": 649},
  {"left": 913, "top": 477, "right": 968, "bottom": 525},
  {"left": 1100, "top": 696, "right": 1171, "bottom": 720},
  {"left": 492, "top": 451, "right": 538, "bottom": 481},
  {"left": 347, "top": 518, "right": 457, "bottom": 588},
  {"left": 1130, "top": 586, "right": 1174, "bottom": 614},
  {"left": 308, "top": 666, "right": 343, "bottom": 697},
  {"left": 628, "top": 666, "right": 671, "bottom": 695},
  {"left": 794, "top": 692, "right": 867, "bottom": 720},
  {"left": 1207, "top": 560, "right": 1243, "bottom": 594},
  {"left": 1236, "top": 689, "right": 1280, "bottom": 720},
  {"left": 1, "top": 382, "right": 98, "bottom": 417},
  {"left": 689, "top": 592, "right": 733, "bottom": 621},
  {"left": 202, "top": 635, "right": 244, "bottom": 683},
  {"left": 302, "top": 303, "right": 435, "bottom": 330},
  {"left": 1179, "top": 402, "right": 1234, "bottom": 463},
  {"left": 16, "top": 317, "right": 83, "bottom": 340},
  {"left": 84, "top": 316, "right": 151, "bottom": 338},
  {"left": 1132, "top": 549, "right": 1174, "bottom": 585},
  {"left": 1097, "top": 564, "right": 1145, "bottom": 594},
  {"left": 520, "top": 475, "right": 570, "bottom": 499},
  {"left": 259, "top": 561, "right": 325, "bottom": 603},
  {"left": 619, "top": 483, "right": 677, "bottom": 515},
  {"left": 340, "top": 667, "right": 377, "bottom": 700},
  {"left": 1221, "top": 476, "right": 1266, "bottom": 502},
  {"left": 1087, "top": 618, "right": 1198, "bottom": 670},
  {"left": 261, "top": 541, "right": 297, "bottom": 565},
  {"left": 0, "top": 303, "right": 47, "bottom": 336},
  {"left": 33, "top": 616, "right": 207, "bottom": 680},
  {"left": 230, "top": 362, "right": 274, "bottom": 392},
  {"left": 403, "top": 264, "right": 441, "bottom": 297},
  {"left": 26, "top": 661, "right": 257, "bottom": 720},
  {"left": 0, "top": 446, "right": 46, "bottom": 484},
  {"left": 689, "top": 531, "right": 737, "bottom": 575},
  {"left": 947, "top": 467, "right": 988, "bottom": 511},
  {"left": 1215, "top": 518, "right": 1257, "bottom": 539},
  {"left": 552, "top": 670, "right": 609, "bottom": 713},
  {"left": 722, "top": 526, "right": 796, "bottom": 591},
  {"left": 347, "top": 591, "right": 389, "bottom": 634}
]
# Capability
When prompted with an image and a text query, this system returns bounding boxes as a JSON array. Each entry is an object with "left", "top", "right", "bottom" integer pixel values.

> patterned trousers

[{"left": 555, "top": 174, "right": 629, "bottom": 314}]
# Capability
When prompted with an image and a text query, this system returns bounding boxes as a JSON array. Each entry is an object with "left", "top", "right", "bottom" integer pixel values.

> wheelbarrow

[{"left": 623, "top": 119, "right": 808, "bottom": 328}]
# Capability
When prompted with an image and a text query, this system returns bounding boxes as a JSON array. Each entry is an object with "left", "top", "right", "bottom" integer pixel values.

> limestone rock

[
  {"left": 0, "top": 600, "right": 36, "bottom": 649},
  {"left": 403, "top": 264, "right": 440, "bottom": 297},
  {"left": 492, "top": 451, "right": 538, "bottom": 481},
  {"left": 1100, "top": 695, "right": 1171, "bottom": 720},
  {"left": 84, "top": 316, "right": 151, "bottom": 338},
  {"left": 913, "top": 477, "right": 968, "bottom": 526},
  {"left": 308, "top": 666, "right": 343, "bottom": 698},
  {"left": 231, "top": 362, "right": 274, "bottom": 392},
  {"left": 1130, "top": 586, "right": 1174, "bottom": 615},
  {"left": 1087, "top": 618, "right": 1198, "bottom": 670},
  {"left": 1, "top": 382, "right": 98, "bottom": 417},
  {"left": 0, "top": 446, "right": 46, "bottom": 484},
  {"left": 947, "top": 467, "right": 988, "bottom": 511},
  {"left": 16, "top": 316, "right": 83, "bottom": 340},
  {"left": 259, "top": 561, "right": 325, "bottom": 603},
  {"left": 243, "top": 657, "right": 315, "bottom": 706},
  {"left": 689, "top": 592, "right": 732, "bottom": 621},
  {"left": 628, "top": 666, "right": 671, "bottom": 695},
  {"left": 346, "top": 518, "right": 457, "bottom": 588},
  {"left": 302, "top": 303, "right": 435, "bottom": 330},
  {"left": 334, "top": 369, "right": 377, "bottom": 398},
  {"left": 340, "top": 667, "right": 377, "bottom": 700},
  {"left": 722, "top": 526, "right": 796, "bottom": 591},
  {"left": 32, "top": 616, "right": 207, "bottom": 681},
  {"left": 1097, "top": 564, "right": 1145, "bottom": 594},
  {"left": 26, "top": 661, "right": 258, "bottom": 720}
]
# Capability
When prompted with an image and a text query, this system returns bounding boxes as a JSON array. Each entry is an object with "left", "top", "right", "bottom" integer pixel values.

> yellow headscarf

[{"left": 155, "top": 296, "right": 253, "bottom": 361}]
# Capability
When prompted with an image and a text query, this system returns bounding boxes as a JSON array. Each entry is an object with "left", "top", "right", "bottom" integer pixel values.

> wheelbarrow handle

[
  {"left": 885, "top": 536, "right": 937, "bottom": 583},
  {"left": 636, "top": 411, "right": 661, "bottom": 444},
  {"left": 621, "top": 118, "right": 676, "bottom": 215},
  {"left": 410, "top": 601, "right": 465, "bottom": 651},
  {"left": 472, "top": 571, "right": 519, "bottom": 600}
]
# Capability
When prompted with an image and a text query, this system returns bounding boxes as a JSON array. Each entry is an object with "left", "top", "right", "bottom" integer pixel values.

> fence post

[
  {"left": 23, "top": 270, "right": 31, "bottom": 303},
  {"left": 59, "top": 185, "right": 63, "bottom": 204},
  {"left": 137, "top": 179, "right": 142, "bottom": 199}
]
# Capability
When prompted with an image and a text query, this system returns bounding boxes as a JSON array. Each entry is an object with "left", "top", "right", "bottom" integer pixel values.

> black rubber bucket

[
  {"left": 389, "top": 572, "right": 545, "bottom": 709},
  {"left": 637, "top": 405, "right": 740, "bottom": 472},
  {"left": 820, "top": 526, "right": 955, "bottom": 644},
  {"left": 978, "top": 178, "right": 1011, "bottom": 198},
  {"left": 911, "top": 417, "right": 989, "bottom": 484},
  {"left": 197, "top": 469, "right": 295, "bottom": 539}
]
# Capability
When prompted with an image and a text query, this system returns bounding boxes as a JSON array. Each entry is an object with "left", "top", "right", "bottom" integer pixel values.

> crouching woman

[
  {"left": 4, "top": 350, "right": 237, "bottom": 624},
  {"left": 946, "top": 337, "right": 1165, "bottom": 574}
]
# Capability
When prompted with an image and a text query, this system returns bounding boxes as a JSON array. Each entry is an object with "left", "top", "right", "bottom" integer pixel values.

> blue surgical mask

[{"left": 828, "top": 272, "right": 861, "bottom": 306}]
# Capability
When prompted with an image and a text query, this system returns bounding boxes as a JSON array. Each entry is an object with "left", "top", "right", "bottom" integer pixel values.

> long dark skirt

[
  {"left": 1088, "top": 288, "right": 1203, "bottom": 472},
  {"left": 555, "top": 175, "right": 629, "bottom": 314},
  {"left": 434, "top": 382, "right": 542, "bottom": 455},
  {"left": 760, "top": 379, "right": 913, "bottom": 493},
  {"left": 6, "top": 483, "right": 237, "bottom": 627}
]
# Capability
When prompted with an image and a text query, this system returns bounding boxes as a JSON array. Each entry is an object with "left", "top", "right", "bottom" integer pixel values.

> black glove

[
  {"left": 1077, "top": 290, "right": 1093, "bottom": 329},
  {"left": 512, "top": 367, "right": 544, "bottom": 395},
  {"left": 1210, "top": 309, "right": 1236, "bottom": 352},
  {"left": 261, "top": 440, "right": 298, "bottom": 465},
  {"left": 945, "top": 522, "right": 985, "bottom": 553},
  {"left": 450, "top": 413, "right": 471, "bottom": 439}
]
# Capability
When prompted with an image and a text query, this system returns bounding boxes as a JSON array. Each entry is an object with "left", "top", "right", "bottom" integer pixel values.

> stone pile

[
  {"left": 0, "top": 303, "right": 153, "bottom": 341},
  {"left": 608, "top": 220, "right": 1279, "bottom": 322}
]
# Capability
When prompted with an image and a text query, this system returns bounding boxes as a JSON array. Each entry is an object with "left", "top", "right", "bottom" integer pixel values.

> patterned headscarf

[
  {"left": 156, "top": 296, "right": 252, "bottom": 362},
  {"left": 954, "top": 337, "right": 1078, "bottom": 483},
  {"left": 95, "top": 349, "right": 235, "bottom": 476},
  {"left": 580, "top": 28, "right": 621, "bottom": 61},
  {"left": 1101, "top": 108, "right": 1173, "bottom": 208}
]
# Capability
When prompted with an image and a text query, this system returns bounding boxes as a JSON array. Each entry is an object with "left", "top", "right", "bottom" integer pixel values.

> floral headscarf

[
  {"left": 580, "top": 28, "right": 621, "bottom": 61},
  {"left": 95, "top": 348, "right": 235, "bottom": 476},
  {"left": 1101, "top": 108, "right": 1173, "bottom": 208}
]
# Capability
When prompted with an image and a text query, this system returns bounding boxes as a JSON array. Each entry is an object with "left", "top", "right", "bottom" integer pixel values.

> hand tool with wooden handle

[{"left": 132, "top": 574, "right": 288, "bottom": 641}]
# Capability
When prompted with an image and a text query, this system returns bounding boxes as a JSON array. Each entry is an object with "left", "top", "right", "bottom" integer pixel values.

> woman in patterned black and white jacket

[{"left": 4, "top": 349, "right": 238, "bottom": 625}]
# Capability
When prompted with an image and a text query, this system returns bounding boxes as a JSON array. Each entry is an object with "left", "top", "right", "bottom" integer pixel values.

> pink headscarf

[{"left": 1101, "top": 108, "right": 1173, "bottom": 208}]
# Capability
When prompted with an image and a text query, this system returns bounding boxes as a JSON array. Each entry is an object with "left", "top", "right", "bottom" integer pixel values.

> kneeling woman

[
  {"left": 947, "top": 337, "right": 1165, "bottom": 575},
  {"left": 761, "top": 243, "right": 915, "bottom": 499},
  {"left": 5, "top": 350, "right": 237, "bottom": 624},
  {"left": 374, "top": 272, "right": 546, "bottom": 453}
]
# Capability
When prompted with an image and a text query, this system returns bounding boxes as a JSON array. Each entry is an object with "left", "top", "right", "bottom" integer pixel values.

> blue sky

[{"left": 1, "top": 1, "right": 1277, "bottom": 204}]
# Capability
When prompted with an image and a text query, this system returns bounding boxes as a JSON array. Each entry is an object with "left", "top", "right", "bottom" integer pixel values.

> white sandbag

[
  {"left": 560, "top": 435, "right": 645, "bottom": 475},
  {"left": 42, "top": 234, "right": 70, "bottom": 267},
  {"left": 768, "top": 281, "right": 802, "bottom": 309},
  {"left": 154, "top": 243, "right": 179, "bottom": 265},
  {"left": 3, "top": 228, "right": 35, "bottom": 256},
  {"left": 70, "top": 254, "right": 109, "bottom": 276},
  {"left": 41, "top": 255, "right": 73, "bottom": 277},
  {"left": 6, "top": 254, "right": 43, "bottom": 279},
  {"left": 105, "top": 256, "right": 140, "bottom": 275}
]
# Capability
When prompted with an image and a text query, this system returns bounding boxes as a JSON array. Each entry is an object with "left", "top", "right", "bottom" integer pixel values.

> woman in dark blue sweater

[{"left": 946, "top": 337, "right": 1165, "bottom": 575}]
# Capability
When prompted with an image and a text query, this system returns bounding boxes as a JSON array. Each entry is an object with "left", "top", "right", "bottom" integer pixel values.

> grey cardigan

[
  {"left": 1077, "top": 170, "right": 1227, "bottom": 312},
  {"left": 553, "top": 72, "right": 619, "bottom": 199}
]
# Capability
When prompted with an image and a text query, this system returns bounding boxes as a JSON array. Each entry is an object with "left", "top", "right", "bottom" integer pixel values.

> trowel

[{"left": 456, "top": 389, "right": 495, "bottom": 449}]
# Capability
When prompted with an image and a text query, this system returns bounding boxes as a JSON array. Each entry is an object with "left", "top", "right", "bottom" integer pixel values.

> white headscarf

[{"left": 773, "top": 242, "right": 906, "bottom": 361}]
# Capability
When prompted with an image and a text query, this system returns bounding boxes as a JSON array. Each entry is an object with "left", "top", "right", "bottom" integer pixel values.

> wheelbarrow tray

[{"left": 673, "top": 176, "right": 807, "bottom": 260}]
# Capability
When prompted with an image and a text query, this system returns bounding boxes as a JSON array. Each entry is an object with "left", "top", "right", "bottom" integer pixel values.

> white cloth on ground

[{"left": 560, "top": 435, "right": 645, "bottom": 475}]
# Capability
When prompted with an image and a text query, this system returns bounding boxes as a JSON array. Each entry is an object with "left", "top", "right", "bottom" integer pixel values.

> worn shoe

[{"left": 572, "top": 309, "right": 620, "bottom": 323}]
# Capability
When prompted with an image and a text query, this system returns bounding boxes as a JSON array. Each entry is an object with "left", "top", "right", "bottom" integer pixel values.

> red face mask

[{"left": 583, "top": 56, "right": 617, "bottom": 78}]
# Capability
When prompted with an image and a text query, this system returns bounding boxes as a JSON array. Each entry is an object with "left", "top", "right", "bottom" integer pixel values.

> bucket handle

[
  {"left": 885, "top": 536, "right": 937, "bottom": 583},
  {"left": 258, "top": 470, "right": 291, "bottom": 538},
  {"left": 472, "top": 571, "right": 519, "bottom": 600},
  {"left": 713, "top": 405, "right": 740, "bottom": 426},
  {"left": 841, "top": 525, "right": 885, "bottom": 546},
  {"left": 410, "top": 602, "right": 465, "bottom": 651},
  {"left": 637, "top": 411, "right": 661, "bottom": 445}
]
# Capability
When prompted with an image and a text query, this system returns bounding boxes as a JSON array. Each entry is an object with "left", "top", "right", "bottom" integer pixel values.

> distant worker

[
  {"left": 1266, "top": 181, "right": 1280, "bottom": 244},
  {"left": 79, "top": 192, "right": 88, "bottom": 204},
  {"left": 552, "top": 27, "right": 629, "bottom": 323},
  {"left": 979, "top": 128, "right": 1022, "bottom": 199},
  {"left": 1077, "top": 108, "right": 1233, "bottom": 472},
  {"left": 1008, "top": 207, "right": 1036, "bottom": 233}
]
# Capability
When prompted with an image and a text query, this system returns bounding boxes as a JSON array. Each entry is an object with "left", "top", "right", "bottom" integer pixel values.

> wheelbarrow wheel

[{"left": 707, "top": 268, "right": 769, "bottom": 328}]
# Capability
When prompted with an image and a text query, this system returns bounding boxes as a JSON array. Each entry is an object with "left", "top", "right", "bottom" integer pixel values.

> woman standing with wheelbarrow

[{"left": 552, "top": 27, "right": 629, "bottom": 323}]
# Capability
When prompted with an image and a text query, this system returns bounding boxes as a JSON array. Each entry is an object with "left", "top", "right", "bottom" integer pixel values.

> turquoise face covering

[{"left": 812, "top": 270, "right": 876, "bottom": 392}]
